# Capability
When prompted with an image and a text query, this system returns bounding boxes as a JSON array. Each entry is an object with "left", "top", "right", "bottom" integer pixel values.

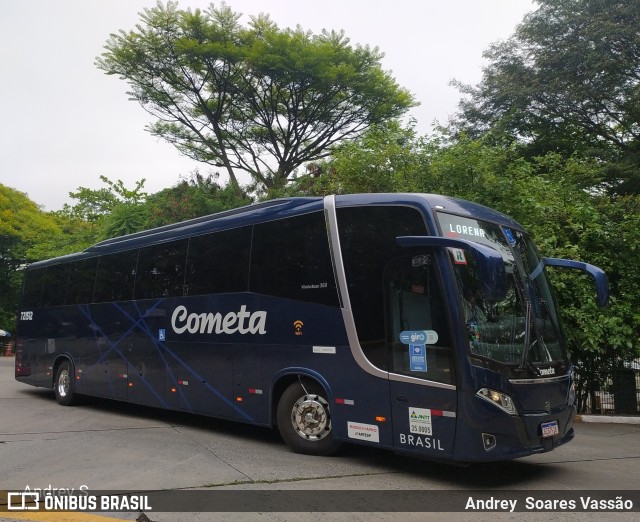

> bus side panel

[
  {"left": 233, "top": 344, "right": 266, "bottom": 423},
  {"left": 17, "top": 306, "right": 86, "bottom": 390},
  {"left": 390, "top": 379, "right": 457, "bottom": 458},
  {"left": 251, "top": 297, "right": 395, "bottom": 449},
  {"left": 164, "top": 340, "right": 234, "bottom": 418},
  {"left": 261, "top": 343, "right": 395, "bottom": 449},
  {"left": 74, "top": 303, "right": 129, "bottom": 401},
  {"left": 77, "top": 299, "right": 237, "bottom": 416},
  {"left": 16, "top": 337, "right": 51, "bottom": 388},
  {"left": 327, "top": 365, "right": 394, "bottom": 449},
  {"left": 121, "top": 301, "right": 167, "bottom": 409}
]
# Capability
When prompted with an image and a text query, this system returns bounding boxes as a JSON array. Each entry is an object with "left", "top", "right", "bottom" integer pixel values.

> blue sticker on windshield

[
  {"left": 409, "top": 344, "right": 427, "bottom": 372},
  {"left": 503, "top": 227, "right": 516, "bottom": 246}
]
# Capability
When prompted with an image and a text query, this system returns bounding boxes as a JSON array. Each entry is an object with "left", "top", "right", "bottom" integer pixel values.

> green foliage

[
  {"left": 0, "top": 185, "right": 94, "bottom": 330},
  {"left": 61, "top": 175, "right": 147, "bottom": 222},
  {"left": 453, "top": 0, "right": 640, "bottom": 195},
  {"left": 281, "top": 120, "right": 432, "bottom": 196},
  {"left": 101, "top": 204, "right": 149, "bottom": 239},
  {"left": 96, "top": 1, "right": 415, "bottom": 193},
  {"left": 0, "top": 232, "right": 23, "bottom": 332},
  {"left": 60, "top": 175, "right": 148, "bottom": 240},
  {"left": 145, "top": 171, "right": 252, "bottom": 227}
]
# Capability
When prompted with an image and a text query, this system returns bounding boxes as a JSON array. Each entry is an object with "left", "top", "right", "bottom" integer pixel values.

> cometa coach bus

[{"left": 15, "top": 194, "right": 609, "bottom": 462}]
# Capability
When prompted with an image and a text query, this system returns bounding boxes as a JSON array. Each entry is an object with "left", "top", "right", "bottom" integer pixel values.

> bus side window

[
  {"left": 22, "top": 267, "right": 47, "bottom": 308},
  {"left": 135, "top": 239, "right": 188, "bottom": 299},
  {"left": 249, "top": 212, "right": 339, "bottom": 307},
  {"left": 93, "top": 250, "right": 139, "bottom": 303},
  {"left": 42, "top": 264, "right": 70, "bottom": 307},
  {"left": 336, "top": 206, "right": 429, "bottom": 370},
  {"left": 66, "top": 258, "right": 98, "bottom": 305},
  {"left": 184, "top": 226, "right": 252, "bottom": 296}
]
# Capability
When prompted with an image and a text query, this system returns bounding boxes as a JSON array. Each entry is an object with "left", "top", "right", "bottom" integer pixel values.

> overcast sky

[{"left": 1, "top": 0, "right": 536, "bottom": 211}]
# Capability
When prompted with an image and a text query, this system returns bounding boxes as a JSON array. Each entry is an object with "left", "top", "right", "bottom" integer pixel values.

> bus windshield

[{"left": 437, "top": 212, "right": 566, "bottom": 371}]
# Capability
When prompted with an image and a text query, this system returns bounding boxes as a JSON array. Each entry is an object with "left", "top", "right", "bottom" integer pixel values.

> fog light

[
  {"left": 482, "top": 433, "right": 496, "bottom": 451},
  {"left": 477, "top": 387, "right": 517, "bottom": 415}
]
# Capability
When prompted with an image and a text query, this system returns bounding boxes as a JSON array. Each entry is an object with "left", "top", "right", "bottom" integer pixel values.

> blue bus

[{"left": 15, "top": 194, "right": 608, "bottom": 462}]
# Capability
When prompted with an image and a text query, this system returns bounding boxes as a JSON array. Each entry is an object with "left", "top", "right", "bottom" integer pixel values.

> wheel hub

[{"left": 291, "top": 394, "right": 331, "bottom": 441}]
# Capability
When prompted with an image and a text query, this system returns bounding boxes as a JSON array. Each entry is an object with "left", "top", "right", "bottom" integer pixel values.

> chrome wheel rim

[
  {"left": 291, "top": 394, "right": 331, "bottom": 441},
  {"left": 57, "top": 369, "right": 70, "bottom": 398}
]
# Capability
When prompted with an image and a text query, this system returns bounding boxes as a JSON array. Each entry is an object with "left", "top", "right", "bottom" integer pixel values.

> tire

[
  {"left": 54, "top": 360, "right": 78, "bottom": 406},
  {"left": 277, "top": 381, "right": 341, "bottom": 456}
]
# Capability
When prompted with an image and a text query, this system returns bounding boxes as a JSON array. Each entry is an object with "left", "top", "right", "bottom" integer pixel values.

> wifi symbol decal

[{"left": 293, "top": 320, "right": 304, "bottom": 336}]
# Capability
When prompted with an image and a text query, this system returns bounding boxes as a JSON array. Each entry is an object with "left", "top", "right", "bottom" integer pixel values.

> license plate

[{"left": 541, "top": 420, "right": 559, "bottom": 438}]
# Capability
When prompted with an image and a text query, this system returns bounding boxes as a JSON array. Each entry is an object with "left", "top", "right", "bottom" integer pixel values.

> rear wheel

[
  {"left": 277, "top": 381, "right": 341, "bottom": 456},
  {"left": 54, "top": 360, "right": 78, "bottom": 406}
]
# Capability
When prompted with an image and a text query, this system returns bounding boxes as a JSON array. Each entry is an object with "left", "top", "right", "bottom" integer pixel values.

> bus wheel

[
  {"left": 277, "top": 381, "right": 341, "bottom": 456},
  {"left": 54, "top": 360, "right": 78, "bottom": 406}
]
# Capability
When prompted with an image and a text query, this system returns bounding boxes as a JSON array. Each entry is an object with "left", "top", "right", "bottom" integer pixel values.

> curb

[{"left": 576, "top": 414, "right": 640, "bottom": 425}]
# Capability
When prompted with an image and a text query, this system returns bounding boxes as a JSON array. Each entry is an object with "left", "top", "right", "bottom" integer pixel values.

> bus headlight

[{"left": 477, "top": 388, "right": 517, "bottom": 415}]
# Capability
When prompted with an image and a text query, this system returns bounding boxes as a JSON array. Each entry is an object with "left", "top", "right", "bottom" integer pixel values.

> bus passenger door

[{"left": 384, "top": 254, "right": 458, "bottom": 458}]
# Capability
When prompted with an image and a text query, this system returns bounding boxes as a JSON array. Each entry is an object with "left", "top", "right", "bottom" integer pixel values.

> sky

[{"left": 0, "top": 0, "right": 537, "bottom": 211}]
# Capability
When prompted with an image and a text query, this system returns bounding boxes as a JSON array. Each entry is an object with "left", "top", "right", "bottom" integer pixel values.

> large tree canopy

[
  {"left": 0, "top": 185, "right": 94, "bottom": 330},
  {"left": 453, "top": 0, "right": 640, "bottom": 195},
  {"left": 97, "top": 1, "right": 416, "bottom": 194}
]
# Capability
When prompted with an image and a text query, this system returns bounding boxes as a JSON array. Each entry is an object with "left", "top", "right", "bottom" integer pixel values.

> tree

[
  {"left": 61, "top": 175, "right": 147, "bottom": 222},
  {"left": 0, "top": 185, "right": 94, "bottom": 330},
  {"left": 144, "top": 171, "right": 251, "bottom": 227},
  {"left": 96, "top": 1, "right": 416, "bottom": 194},
  {"left": 60, "top": 175, "right": 148, "bottom": 239},
  {"left": 0, "top": 186, "right": 44, "bottom": 330},
  {"left": 279, "top": 119, "right": 433, "bottom": 197},
  {"left": 452, "top": 0, "right": 640, "bottom": 195}
]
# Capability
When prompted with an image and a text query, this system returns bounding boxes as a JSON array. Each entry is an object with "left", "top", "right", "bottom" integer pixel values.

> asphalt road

[{"left": 1, "top": 356, "right": 639, "bottom": 521}]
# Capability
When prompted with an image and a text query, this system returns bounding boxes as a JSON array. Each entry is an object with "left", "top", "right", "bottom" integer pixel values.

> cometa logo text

[{"left": 171, "top": 305, "right": 267, "bottom": 335}]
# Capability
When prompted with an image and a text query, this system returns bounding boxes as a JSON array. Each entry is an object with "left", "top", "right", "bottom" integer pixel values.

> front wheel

[
  {"left": 54, "top": 360, "right": 78, "bottom": 406},
  {"left": 277, "top": 381, "right": 341, "bottom": 456}
]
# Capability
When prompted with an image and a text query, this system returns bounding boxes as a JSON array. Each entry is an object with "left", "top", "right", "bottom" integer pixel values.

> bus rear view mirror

[
  {"left": 530, "top": 258, "right": 609, "bottom": 308},
  {"left": 396, "top": 236, "right": 507, "bottom": 302}
]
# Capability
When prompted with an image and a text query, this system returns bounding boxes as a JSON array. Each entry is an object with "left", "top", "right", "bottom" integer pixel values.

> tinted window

[
  {"left": 135, "top": 239, "right": 188, "bottom": 299},
  {"left": 93, "top": 250, "right": 138, "bottom": 303},
  {"left": 384, "top": 254, "right": 455, "bottom": 384},
  {"left": 22, "top": 267, "right": 46, "bottom": 308},
  {"left": 185, "top": 227, "right": 252, "bottom": 296},
  {"left": 250, "top": 212, "right": 339, "bottom": 307},
  {"left": 337, "top": 206, "right": 428, "bottom": 346},
  {"left": 67, "top": 258, "right": 98, "bottom": 305},
  {"left": 42, "top": 264, "right": 69, "bottom": 307}
]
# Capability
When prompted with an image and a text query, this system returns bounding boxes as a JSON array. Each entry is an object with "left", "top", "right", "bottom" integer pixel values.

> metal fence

[{"left": 575, "top": 359, "right": 640, "bottom": 415}]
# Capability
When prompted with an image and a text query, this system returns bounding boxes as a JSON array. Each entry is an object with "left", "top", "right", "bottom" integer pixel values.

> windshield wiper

[{"left": 518, "top": 300, "right": 540, "bottom": 376}]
